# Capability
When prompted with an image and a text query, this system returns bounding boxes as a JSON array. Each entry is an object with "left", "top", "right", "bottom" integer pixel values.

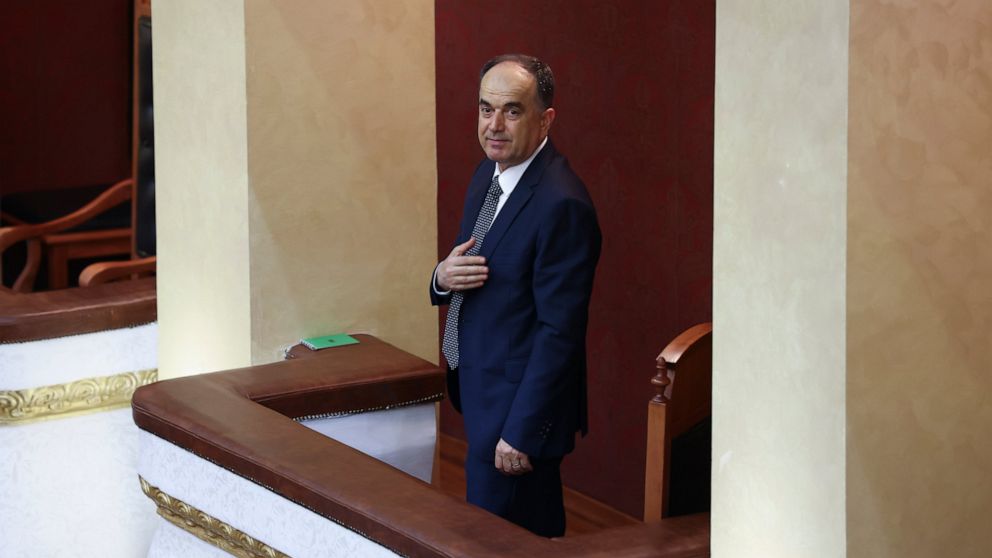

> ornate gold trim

[
  {"left": 0, "top": 369, "right": 157, "bottom": 425},
  {"left": 139, "top": 477, "right": 289, "bottom": 558}
]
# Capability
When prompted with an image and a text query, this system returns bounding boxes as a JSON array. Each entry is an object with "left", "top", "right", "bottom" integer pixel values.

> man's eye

[
  {"left": 508, "top": 110, "right": 521, "bottom": 117},
  {"left": 481, "top": 107, "right": 492, "bottom": 115}
]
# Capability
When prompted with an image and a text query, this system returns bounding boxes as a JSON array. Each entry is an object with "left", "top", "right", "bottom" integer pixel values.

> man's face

[{"left": 478, "top": 62, "right": 555, "bottom": 171}]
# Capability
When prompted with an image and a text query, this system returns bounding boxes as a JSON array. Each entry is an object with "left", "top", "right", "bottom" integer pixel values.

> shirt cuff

[{"left": 432, "top": 264, "right": 451, "bottom": 296}]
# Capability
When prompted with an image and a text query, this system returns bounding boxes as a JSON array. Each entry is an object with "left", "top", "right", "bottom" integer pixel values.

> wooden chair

[
  {"left": 0, "top": 180, "right": 140, "bottom": 292},
  {"left": 0, "top": 179, "right": 157, "bottom": 292},
  {"left": 644, "top": 322, "right": 713, "bottom": 522}
]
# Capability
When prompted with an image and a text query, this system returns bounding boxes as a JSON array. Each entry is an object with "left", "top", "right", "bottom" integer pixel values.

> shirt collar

[{"left": 491, "top": 136, "right": 548, "bottom": 196}]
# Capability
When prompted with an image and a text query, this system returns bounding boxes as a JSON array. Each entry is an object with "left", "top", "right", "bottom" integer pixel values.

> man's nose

[{"left": 491, "top": 111, "right": 505, "bottom": 131}]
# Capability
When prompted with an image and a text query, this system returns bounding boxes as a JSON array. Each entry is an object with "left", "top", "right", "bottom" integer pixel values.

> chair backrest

[
  {"left": 132, "top": 1, "right": 155, "bottom": 259},
  {"left": 644, "top": 322, "right": 712, "bottom": 522}
]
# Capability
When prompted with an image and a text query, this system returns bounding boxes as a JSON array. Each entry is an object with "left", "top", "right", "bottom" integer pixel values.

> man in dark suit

[{"left": 430, "top": 54, "right": 601, "bottom": 537}]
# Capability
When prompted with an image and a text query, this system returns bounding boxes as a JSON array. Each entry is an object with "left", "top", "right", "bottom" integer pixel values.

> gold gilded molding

[
  {"left": 140, "top": 477, "right": 289, "bottom": 558},
  {"left": 0, "top": 369, "right": 157, "bottom": 425}
]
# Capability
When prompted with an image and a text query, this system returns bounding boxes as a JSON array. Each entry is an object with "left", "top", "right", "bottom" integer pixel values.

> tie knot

[{"left": 489, "top": 175, "right": 503, "bottom": 199}]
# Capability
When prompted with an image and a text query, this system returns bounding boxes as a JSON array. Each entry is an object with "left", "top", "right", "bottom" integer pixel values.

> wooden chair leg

[
  {"left": 47, "top": 244, "right": 69, "bottom": 290},
  {"left": 12, "top": 239, "right": 41, "bottom": 293}
]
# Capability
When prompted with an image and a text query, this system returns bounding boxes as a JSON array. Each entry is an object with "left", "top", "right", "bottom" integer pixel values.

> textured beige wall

[
  {"left": 244, "top": 0, "right": 437, "bottom": 364},
  {"left": 154, "top": 0, "right": 252, "bottom": 379},
  {"left": 155, "top": 0, "right": 437, "bottom": 376},
  {"left": 847, "top": 1, "right": 992, "bottom": 556},
  {"left": 713, "top": 1, "right": 849, "bottom": 556}
]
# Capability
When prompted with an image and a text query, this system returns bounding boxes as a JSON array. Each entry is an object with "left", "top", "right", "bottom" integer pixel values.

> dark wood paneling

[{"left": 0, "top": 1, "right": 132, "bottom": 195}]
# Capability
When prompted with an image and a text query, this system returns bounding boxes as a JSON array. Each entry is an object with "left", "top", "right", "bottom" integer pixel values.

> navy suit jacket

[{"left": 431, "top": 141, "right": 601, "bottom": 460}]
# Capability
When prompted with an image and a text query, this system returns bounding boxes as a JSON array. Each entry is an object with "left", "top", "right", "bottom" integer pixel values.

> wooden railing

[
  {"left": 133, "top": 335, "right": 709, "bottom": 557},
  {"left": 0, "top": 277, "right": 156, "bottom": 343}
]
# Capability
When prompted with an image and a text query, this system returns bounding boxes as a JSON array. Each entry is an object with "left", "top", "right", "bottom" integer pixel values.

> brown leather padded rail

[
  {"left": 0, "top": 278, "right": 156, "bottom": 343},
  {"left": 132, "top": 335, "right": 709, "bottom": 557}
]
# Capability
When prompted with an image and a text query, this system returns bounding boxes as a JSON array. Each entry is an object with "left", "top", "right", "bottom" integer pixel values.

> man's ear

[{"left": 541, "top": 107, "right": 556, "bottom": 134}]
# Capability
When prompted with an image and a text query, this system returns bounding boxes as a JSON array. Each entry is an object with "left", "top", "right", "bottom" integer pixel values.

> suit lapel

[{"left": 480, "top": 141, "right": 556, "bottom": 260}]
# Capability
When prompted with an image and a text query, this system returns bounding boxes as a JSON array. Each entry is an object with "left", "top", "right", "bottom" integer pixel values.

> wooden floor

[{"left": 433, "top": 434, "right": 638, "bottom": 536}]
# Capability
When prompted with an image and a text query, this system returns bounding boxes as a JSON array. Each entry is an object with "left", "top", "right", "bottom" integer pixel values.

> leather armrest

[{"left": 0, "top": 278, "right": 156, "bottom": 343}]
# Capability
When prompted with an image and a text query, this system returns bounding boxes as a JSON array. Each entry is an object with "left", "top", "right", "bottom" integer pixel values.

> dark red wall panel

[
  {"left": 0, "top": 1, "right": 131, "bottom": 195},
  {"left": 436, "top": 0, "right": 714, "bottom": 517}
]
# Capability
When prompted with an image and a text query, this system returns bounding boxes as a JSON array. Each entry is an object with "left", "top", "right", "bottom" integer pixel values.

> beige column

[
  {"left": 716, "top": 0, "right": 991, "bottom": 556},
  {"left": 154, "top": 0, "right": 437, "bottom": 379},
  {"left": 847, "top": 1, "right": 992, "bottom": 557},
  {"left": 154, "top": 0, "right": 252, "bottom": 377},
  {"left": 713, "top": 2, "right": 849, "bottom": 557}
]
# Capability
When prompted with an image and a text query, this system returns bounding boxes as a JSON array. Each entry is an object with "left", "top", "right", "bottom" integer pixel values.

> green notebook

[{"left": 300, "top": 333, "right": 359, "bottom": 351}]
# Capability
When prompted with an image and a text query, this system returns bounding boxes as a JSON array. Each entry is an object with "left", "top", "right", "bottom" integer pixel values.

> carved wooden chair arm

[
  {"left": 0, "top": 179, "right": 133, "bottom": 253},
  {"left": 79, "top": 256, "right": 156, "bottom": 287}
]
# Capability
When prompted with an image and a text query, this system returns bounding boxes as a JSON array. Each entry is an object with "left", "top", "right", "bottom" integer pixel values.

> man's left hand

[{"left": 495, "top": 438, "right": 532, "bottom": 475}]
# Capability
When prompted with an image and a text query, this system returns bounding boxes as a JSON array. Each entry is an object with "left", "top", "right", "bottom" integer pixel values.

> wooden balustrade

[{"left": 133, "top": 335, "right": 710, "bottom": 557}]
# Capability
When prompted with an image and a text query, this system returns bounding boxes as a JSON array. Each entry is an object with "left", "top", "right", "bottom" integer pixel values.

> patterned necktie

[{"left": 442, "top": 175, "right": 503, "bottom": 369}]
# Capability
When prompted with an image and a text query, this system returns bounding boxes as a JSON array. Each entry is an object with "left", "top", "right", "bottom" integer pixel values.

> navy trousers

[{"left": 465, "top": 453, "right": 565, "bottom": 537}]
